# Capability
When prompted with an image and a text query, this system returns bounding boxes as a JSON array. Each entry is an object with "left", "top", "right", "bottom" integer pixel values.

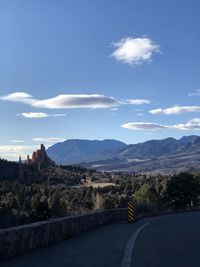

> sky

[{"left": 0, "top": 0, "right": 200, "bottom": 160}]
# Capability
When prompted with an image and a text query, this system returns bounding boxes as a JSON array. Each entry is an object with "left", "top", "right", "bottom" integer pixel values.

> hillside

[
  {"left": 47, "top": 139, "right": 126, "bottom": 164},
  {"left": 0, "top": 145, "right": 91, "bottom": 185},
  {"left": 47, "top": 135, "right": 200, "bottom": 174}
]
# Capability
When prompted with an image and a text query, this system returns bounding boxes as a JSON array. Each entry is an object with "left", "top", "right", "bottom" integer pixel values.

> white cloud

[
  {"left": 188, "top": 89, "right": 200, "bottom": 97},
  {"left": 111, "top": 37, "right": 160, "bottom": 65},
  {"left": 150, "top": 105, "right": 200, "bottom": 115},
  {"left": 1, "top": 92, "right": 151, "bottom": 109},
  {"left": 17, "top": 112, "right": 66, "bottom": 118},
  {"left": 125, "top": 99, "right": 151, "bottom": 105},
  {"left": 50, "top": 113, "right": 65, "bottom": 118},
  {"left": 0, "top": 145, "right": 39, "bottom": 161},
  {"left": 0, "top": 145, "right": 37, "bottom": 152},
  {"left": 121, "top": 122, "right": 166, "bottom": 130},
  {"left": 33, "top": 94, "right": 119, "bottom": 109},
  {"left": 0, "top": 92, "right": 34, "bottom": 104},
  {"left": 189, "top": 118, "right": 200, "bottom": 123},
  {"left": 1, "top": 92, "right": 119, "bottom": 109},
  {"left": 33, "top": 137, "right": 65, "bottom": 143},
  {"left": 172, "top": 122, "right": 200, "bottom": 130},
  {"left": 11, "top": 140, "right": 24, "bottom": 143},
  {"left": 149, "top": 108, "right": 163, "bottom": 114},
  {"left": 121, "top": 119, "right": 200, "bottom": 131}
]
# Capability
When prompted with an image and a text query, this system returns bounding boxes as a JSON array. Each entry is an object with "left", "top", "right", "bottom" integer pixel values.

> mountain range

[
  {"left": 47, "top": 139, "right": 126, "bottom": 164},
  {"left": 47, "top": 135, "right": 200, "bottom": 174}
]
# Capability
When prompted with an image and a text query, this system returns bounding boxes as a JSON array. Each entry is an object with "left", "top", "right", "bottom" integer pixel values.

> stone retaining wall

[{"left": 0, "top": 208, "right": 127, "bottom": 261}]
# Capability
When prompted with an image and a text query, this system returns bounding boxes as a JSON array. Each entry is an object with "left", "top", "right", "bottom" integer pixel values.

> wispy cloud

[
  {"left": 121, "top": 122, "right": 166, "bottom": 130},
  {"left": 1, "top": 92, "right": 34, "bottom": 104},
  {"left": 189, "top": 118, "right": 200, "bottom": 123},
  {"left": 33, "top": 94, "right": 120, "bottom": 109},
  {"left": 17, "top": 112, "right": 66, "bottom": 118},
  {"left": 172, "top": 122, "right": 200, "bottom": 130},
  {"left": 1, "top": 93, "right": 119, "bottom": 109},
  {"left": 124, "top": 99, "right": 151, "bottom": 105},
  {"left": 11, "top": 140, "right": 24, "bottom": 143},
  {"left": 111, "top": 37, "right": 160, "bottom": 65},
  {"left": 33, "top": 137, "right": 65, "bottom": 143},
  {"left": 150, "top": 105, "right": 200, "bottom": 115},
  {"left": 0, "top": 145, "right": 38, "bottom": 152},
  {"left": 0, "top": 145, "right": 40, "bottom": 161},
  {"left": 121, "top": 119, "right": 200, "bottom": 131},
  {"left": 188, "top": 89, "right": 200, "bottom": 97},
  {"left": 1, "top": 92, "right": 151, "bottom": 109}
]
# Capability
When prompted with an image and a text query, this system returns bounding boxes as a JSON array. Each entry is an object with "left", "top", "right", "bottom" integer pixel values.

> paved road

[
  {"left": 134, "top": 211, "right": 200, "bottom": 267},
  {"left": 1, "top": 211, "right": 200, "bottom": 267}
]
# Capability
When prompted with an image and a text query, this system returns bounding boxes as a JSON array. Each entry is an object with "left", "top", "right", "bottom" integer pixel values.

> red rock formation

[{"left": 27, "top": 144, "right": 55, "bottom": 167}]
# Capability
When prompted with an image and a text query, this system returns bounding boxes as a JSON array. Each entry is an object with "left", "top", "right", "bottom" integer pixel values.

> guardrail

[
  {"left": 1, "top": 206, "right": 200, "bottom": 262},
  {"left": 0, "top": 208, "right": 127, "bottom": 261}
]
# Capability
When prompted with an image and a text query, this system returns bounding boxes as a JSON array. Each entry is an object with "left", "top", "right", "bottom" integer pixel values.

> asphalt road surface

[{"left": 1, "top": 211, "right": 200, "bottom": 267}]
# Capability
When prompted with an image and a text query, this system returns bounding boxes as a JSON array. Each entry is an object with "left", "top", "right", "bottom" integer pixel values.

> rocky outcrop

[{"left": 27, "top": 144, "right": 55, "bottom": 167}]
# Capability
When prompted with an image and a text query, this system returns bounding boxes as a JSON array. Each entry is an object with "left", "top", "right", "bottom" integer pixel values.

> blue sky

[{"left": 0, "top": 0, "right": 200, "bottom": 160}]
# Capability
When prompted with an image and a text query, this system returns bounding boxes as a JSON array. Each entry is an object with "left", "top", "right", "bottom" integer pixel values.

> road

[{"left": 1, "top": 211, "right": 200, "bottom": 267}]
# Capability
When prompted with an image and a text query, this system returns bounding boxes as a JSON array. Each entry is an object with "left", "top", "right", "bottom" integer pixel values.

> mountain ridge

[
  {"left": 46, "top": 135, "right": 200, "bottom": 174},
  {"left": 47, "top": 139, "right": 126, "bottom": 164}
]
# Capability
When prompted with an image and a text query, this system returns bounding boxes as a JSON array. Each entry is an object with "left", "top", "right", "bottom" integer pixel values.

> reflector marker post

[{"left": 127, "top": 200, "right": 136, "bottom": 223}]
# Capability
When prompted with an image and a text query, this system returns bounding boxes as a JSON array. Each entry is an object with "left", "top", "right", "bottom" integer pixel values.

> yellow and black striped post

[{"left": 127, "top": 200, "right": 136, "bottom": 223}]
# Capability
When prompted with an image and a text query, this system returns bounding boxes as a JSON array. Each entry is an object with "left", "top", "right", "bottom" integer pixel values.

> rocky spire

[
  {"left": 19, "top": 156, "right": 24, "bottom": 179},
  {"left": 29, "top": 144, "right": 55, "bottom": 167}
]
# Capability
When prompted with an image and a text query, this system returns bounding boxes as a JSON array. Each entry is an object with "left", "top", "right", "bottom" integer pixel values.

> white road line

[{"left": 121, "top": 222, "right": 150, "bottom": 267}]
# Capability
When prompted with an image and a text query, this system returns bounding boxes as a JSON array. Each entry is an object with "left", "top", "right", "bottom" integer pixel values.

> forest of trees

[{"left": 1, "top": 166, "right": 200, "bottom": 228}]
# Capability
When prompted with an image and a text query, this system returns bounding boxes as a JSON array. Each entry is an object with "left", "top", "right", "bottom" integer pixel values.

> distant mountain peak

[
  {"left": 179, "top": 135, "right": 199, "bottom": 144},
  {"left": 46, "top": 135, "right": 200, "bottom": 174},
  {"left": 47, "top": 139, "right": 126, "bottom": 164}
]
